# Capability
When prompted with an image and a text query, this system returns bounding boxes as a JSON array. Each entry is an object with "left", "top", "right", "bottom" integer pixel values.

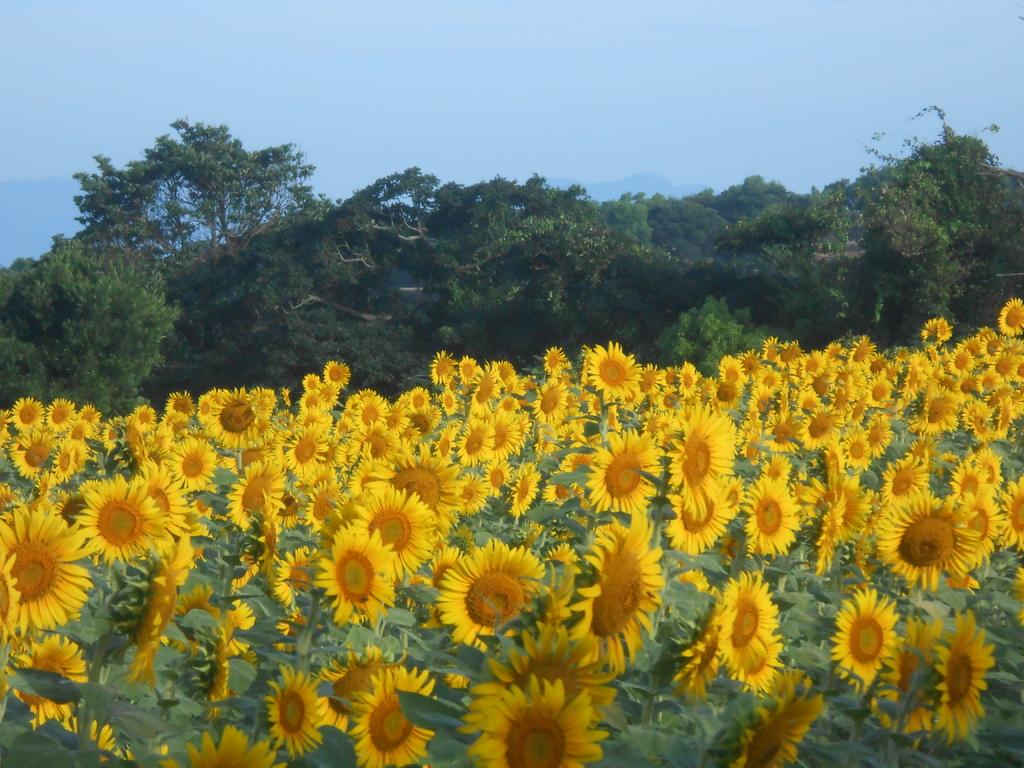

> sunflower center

[
  {"left": 375, "top": 512, "right": 412, "bottom": 551},
  {"left": 393, "top": 468, "right": 440, "bottom": 507},
  {"left": 808, "top": 413, "right": 832, "bottom": 439},
  {"left": 0, "top": 576, "right": 10, "bottom": 621},
  {"left": 99, "top": 501, "right": 144, "bottom": 545},
  {"left": 1010, "top": 499, "right": 1024, "bottom": 531},
  {"left": 732, "top": 601, "right": 760, "bottom": 649},
  {"left": 591, "top": 550, "right": 643, "bottom": 637},
  {"left": 683, "top": 438, "right": 712, "bottom": 483},
  {"left": 465, "top": 431, "right": 485, "bottom": 455},
  {"left": 891, "top": 469, "right": 915, "bottom": 497},
  {"left": 605, "top": 454, "right": 642, "bottom": 498},
  {"left": 682, "top": 499, "right": 713, "bottom": 532},
  {"left": 506, "top": 715, "right": 566, "bottom": 768},
  {"left": 599, "top": 360, "right": 625, "bottom": 385},
  {"left": 24, "top": 444, "right": 49, "bottom": 468},
  {"left": 465, "top": 571, "right": 525, "bottom": 628},
  {"left": 242, "top": 478, "right": 273, "bottom": 512},
  {"left": 369, "top": 696, "right": 413, "bottom": 751},
  {"left": 540, "top": 388, "right": 561, "bottom": 414},
  {"left": 757, "top": 500, "right": 782, "bottom": 534},
  {"left": 278, "top": 690, "right": 306, "bottom": 733},
  {"left": 850, "top": 617, "right": 884, "bottom": 662},
  {"left": 898, "top": 517, "right": 955, "bottom": 567},
  {"left": 330, "top": 664, "right": 380, "bottom": 716},
  {"left": 744, "top": 725, "right": 784, "bottom": 768},
  {"left": 945, "top": 652, "right": 974, "bottom": 705},
  {"left": 337, "top": 553, "right": 374, "bottom": 602},
  {"left": 294, "top": 436, "right": 317, "bottom": 463},
  {"left": 12, "top": 542, "right": 57, "bottom": 602},
  {"left": 897, "top": 651, "right": 918, "bottom": 692},
  {"left": 219, "top": 400, "right": 255, "bottom": 433},
  {"left": 288, "top": 565, "right": 311, "bottom": 589}
]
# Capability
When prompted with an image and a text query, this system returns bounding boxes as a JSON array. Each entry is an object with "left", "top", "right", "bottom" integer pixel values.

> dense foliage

[
  {"left": 1, "top": 114, "right": 1022, "bottom": 412},
  {"left": 2, "top": 302, "right": 1024, "bottom": 766}
]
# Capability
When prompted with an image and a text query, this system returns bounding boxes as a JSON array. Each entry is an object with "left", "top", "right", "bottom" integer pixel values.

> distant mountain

[
  {"left": 548, "top": 172, "right": 708, "bottom": 202},
  {"left": 0, "top": 178, "right": 82, "bottom": 266}
]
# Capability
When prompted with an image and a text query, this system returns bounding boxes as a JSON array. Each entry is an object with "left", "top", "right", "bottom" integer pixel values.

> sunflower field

[{"left": 2, "top": 300, "right": 1024, "bottom": 768}]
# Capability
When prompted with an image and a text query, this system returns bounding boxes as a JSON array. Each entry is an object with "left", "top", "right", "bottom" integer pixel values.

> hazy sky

[{"left": 1, "top": 0, "right": 1022, "bottom": 197}]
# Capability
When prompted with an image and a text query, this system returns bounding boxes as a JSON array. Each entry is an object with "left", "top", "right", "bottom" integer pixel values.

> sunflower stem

[
  {"left": 0, "top": 642, "right": 8, "bottom": 723},
  {"left": 296, "top": 594, "right": 320, "bottom": 675}
]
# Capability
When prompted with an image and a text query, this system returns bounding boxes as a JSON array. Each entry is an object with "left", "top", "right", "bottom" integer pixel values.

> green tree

[
  {"left": 74, "top": 119, "right": 322, "bottom": 265},
  {"left": 0, "top": 240, "right": 177, "bottom": 412},
  {"left": 598, "top": 194, "right": 653, "bottom": 244},
  {"left": 850, "top": 117, "right": 1024, "bottom": 342},
  {"left": 656, "top": 296, "right": 769, "bottom": 373}
]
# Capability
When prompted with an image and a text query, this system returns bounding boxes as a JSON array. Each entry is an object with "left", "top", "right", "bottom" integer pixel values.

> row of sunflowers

[{"left": 2, "top": 301, "right": 1024, "bottom": 766}]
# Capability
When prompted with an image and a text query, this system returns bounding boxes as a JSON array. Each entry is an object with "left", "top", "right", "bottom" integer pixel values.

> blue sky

[{"left": 1, "top": 0, "right": 1022, "bottom": 197}]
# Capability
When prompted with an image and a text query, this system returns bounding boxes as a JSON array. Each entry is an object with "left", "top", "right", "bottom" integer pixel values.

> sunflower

[
  {"left": 351, "top": 666, "right": 435, "bottom": 768},
  {"left": 182, "top": 724, "right": 283, "bottom": 768},
  {"left": 571, "top": 514, "right": 664, "bottom": 673},
  {"left": 9, "top": 428, "right": 54, "bottom": 479},
  {"left": 352, "top": 487, "right": 435, "bottom": 579},
  {"left": 322, "top": 647, "right": 391, "bottom": 731},
  {"left": 227, "top": 461, "right": 285, "bottom": 528},
  {"left": 14, "top": 634, "right": 87, "bottom": 725},
  {"left": 543, "top": 346, "right": 570, "bottom": 376},
  {"left": 265, "top": 665, "right": 326, "bottom": 757},
  {"left": 438, "top": 540, "right": 544, "bottom": 644},
  {"left": 876, "top": 492, "right": 982, "bottom": 590},
  {"left": 378, "top": 448, "right": 463, "bottom": 534},
  {"left": 431, "top": 351, "right": 458, "bottom": 387},
  {"left": 877, "top": 616, "right": 944, "bottom": 733},
  {"left": 667, "top": 478, "right": 737, "bottom": 555},
  {"left": 164, "top": 390, "right": 195, "bottom": 423},
  {"left": 490, "top": 410, "right": 527, "bottom": 461},
  {"left": 11, "top": 397, "right": 45, "bottom": 431},
  {"left": 284, "top": 425, "right": 331, "bottom": 481},
  {"left": 831, "top": 587, "right": 899, "bottom": 691},
  {"left": 666, "top": 406, "right": 737, "bottom": 503},
  {"left": 169, "top": 437, "right": 219, "bottom": 492},
  {"left": 0, "top": 505, "right": 92, "bottom": 632},
  {"left": 79, "top": 475, "right": 169, "bottom": 563},
  {"left": 744, "top": 475, "right": 800, "bottom": 557},
  {"left": 324, "top": 359, "right": 352, "bottom": 390},
  {"left": 466, "top": 677, "right": 606, "bottom": 768},
  {"left": 458, "top": 418, "right": 496, "bottom": 467},
  {"left": 272, "top": 546, "right": 314, "bottom": 608},
  {"left": 730, "top": 673, "right": 824, "bottom": 768},
  {"left": 316, "top": 526, "right": 396, "bottom": 626},
  {"left": 509, "top": 463, "right": 542, "bottom": 518},
  {"left": 586, "top": 430, "right": 661, "bottom": 515},
  {"left": 141, "top": 460, "right": 191, "bottom": 539},
  {"left": 998, "top": 297, "right": 1024, "bottom": 336},
  {"left": 586, "top": 342, "right": 641, "bottom": 402},
  {"left": 1000, "top": 476, "right": 1024, "bottom": 549},
  {"left": 674, "top": 608, "right": 721, "bottom": 699},
  {"left": 118, "top": 537, "right": 194, "bottom": 684},
  {"left": 935, "top": 610, "right": 995, "bottom": 742},
  {"left": 470, "top": 622, "right": 617, "bottom": 721},
  {"left": 533, "top": 380, "right": 570, "bottom": 425},
  {"left": 881, "top": 455, "right": 929, "bottom": 505},
  {"left": 921, "top": 317, "right": 953, "bottom": 345},
  {"left": 0, "top": 550, "right": 21, "bottom": 640},
  {"left": 718, "top": 572, "right": 782, "bottom": 688},
  {"left": 205, "top": 388, "right": 265, "bottom": 449}
]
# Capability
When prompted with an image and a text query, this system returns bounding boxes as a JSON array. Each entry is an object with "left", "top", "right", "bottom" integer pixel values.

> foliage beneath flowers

[{"left": 2, "top": 303, "right": 1024, "bottom": 767}]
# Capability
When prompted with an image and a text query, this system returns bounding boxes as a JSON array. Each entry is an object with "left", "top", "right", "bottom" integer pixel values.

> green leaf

[
  {"left": 227, "top": 658, "right": 257, "bottom": 695},
  {"left": 10, "top": 668, "right": 82, "bottom": 704},
  {"left": 397, "top": 692, "right": 465, "bottom": 731}
]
